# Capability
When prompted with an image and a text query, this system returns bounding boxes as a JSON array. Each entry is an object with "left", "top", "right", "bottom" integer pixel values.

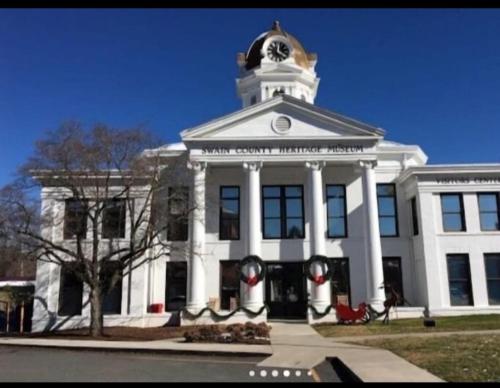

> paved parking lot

[{"left": 0, "top": 345, "right": 328, "bottom": 382}]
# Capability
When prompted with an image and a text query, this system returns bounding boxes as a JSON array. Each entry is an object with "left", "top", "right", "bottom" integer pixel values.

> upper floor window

[
  {"left": 326, "top": 185, "right": 347, "bottom": 238},
  {"left": 64, "top": 199, "right": 87, "bottom": 240},
  {"left": 263, "top": 185, "right": 304, "bottom": 239},
  {"left": 219, "top": 186, "right": 240, "bottom": 240},
  {"left": 377, "top": 184, "right": 398, "bottom": 237},
  {"left": 167, "top": 187, "right": 189, "bottom": 241},
  {"left": 250, "top": 95, "right": 257, "bottom": 105},
  {"left": 102, "top": 199, "right": 126, "bottom": 239},
  {"left": 478, "top": 193, "right": 500, "bottom": 231},
  {"left": 410, "top": 197, "right": 419, "bottom": 236},
  {"left": 440, "top": 193, "right": 466, "bottom": 232}
]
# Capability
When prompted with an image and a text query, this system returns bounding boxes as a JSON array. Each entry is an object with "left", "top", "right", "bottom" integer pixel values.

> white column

[
  {"left": 360, "top": 160, "right": 386, "bottom": 308},
  {"left": 306, "top": 161, "right": 331, "bottom": 311},
  {"left": 186, "top": 161, "right": 207, "bottom": 311},
  {"left": 242, "top": 162, "right": 264, "bottom": 310}
]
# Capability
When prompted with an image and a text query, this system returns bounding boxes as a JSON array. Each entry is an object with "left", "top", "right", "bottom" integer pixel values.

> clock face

[{"left": 266, "top": 41, "right": 290, "bottom": 62}]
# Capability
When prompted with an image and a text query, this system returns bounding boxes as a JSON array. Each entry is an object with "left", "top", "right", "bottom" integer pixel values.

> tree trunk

[{"left": 89, "top": 288, "right": 104, "bottom": 337}]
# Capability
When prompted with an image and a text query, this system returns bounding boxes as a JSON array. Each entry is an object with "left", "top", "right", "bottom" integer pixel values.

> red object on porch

[
  {"left": 149, "top": 303, "right": 164, "bottom": 313},
  {"left": 247, "top": 276, "right": 258, "bottom": 286},
  {"left": 335, "top": 302, "right": 368, "bottom": 324}
]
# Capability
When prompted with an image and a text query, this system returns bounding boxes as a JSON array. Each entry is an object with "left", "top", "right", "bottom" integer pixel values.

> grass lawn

[
  {"left": 360, "top": 334, "right": 500, "bottom": 382},
  {"left": 314, "top": 314, "right": 500, "bottom": 337}
]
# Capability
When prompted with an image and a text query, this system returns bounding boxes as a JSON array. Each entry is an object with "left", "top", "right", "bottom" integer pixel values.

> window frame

[
  {"left": 100, "top": 261, "right": 123, "bottom": 315},
  {"left": 219, "top": 186, "right": 240, "bottom": 241},
  {"left": 219, "top": 260, "right": 241, "bottom": 310},
  {"left": 63, "top": 199, "right": 88, "bottom": 240},
  {"left": 376, "top": 183, "right": 399, "bottom": 237},
  {"left": 410, "top": 196, "right": 419, "bottom": 236},
  {"left": 165, "top": 261, "right": 187, "bottom": 312},
  {"left": 440, "top": 193, "right": 466, "bottom": 232},
  {"left": 446, "top": 253, "right": 474, "bottom": 306},
  {"left": 477, "top": 192, "right": 500, "bottom": 232},
  {"left": 58, "top": 264, "right": 84, "bottom": 317},
  {"left": 262, "top": 185, "right": 305, "bottom": 240},
  {"left": 167, "top": 186, "right": 189, "bottom": 242},
  {"left": 382, "top": 256, "right": 404, "bottom": 305},
  {"left": 484, "top": 253, "right": 500, "bottom": 306},
  {"left": 328, "top": 257, "right": 351, "bottom": 308},
  {"left": 326, "top": 184, "right": 348, "bottom": 238},
  {"left": 101, "top": 198, "right": 127, "bottom": 239}
]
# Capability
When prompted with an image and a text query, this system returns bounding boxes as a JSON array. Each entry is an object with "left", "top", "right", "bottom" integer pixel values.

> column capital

[
  {"left": 187, "top": 161, "right": 207, "bottom": 172},
  {"left": 358, "top": 160, "right": 378, "bottom": 169},
  {"left": 243, "top": 161, "right": 263, "bottom": 171},
  {"left": 305, "top": 161, "right": 326, "bottom": 171}
]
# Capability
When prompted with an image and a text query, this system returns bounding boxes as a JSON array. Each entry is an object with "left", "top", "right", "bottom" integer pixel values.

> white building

[{"left": 32, "top": 21, "right": 500, "bottom": 331}]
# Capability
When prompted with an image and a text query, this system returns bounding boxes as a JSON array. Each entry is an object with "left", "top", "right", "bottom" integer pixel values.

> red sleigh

[{"left": 335, "top": 302, "right": 370, "bottom": 324}]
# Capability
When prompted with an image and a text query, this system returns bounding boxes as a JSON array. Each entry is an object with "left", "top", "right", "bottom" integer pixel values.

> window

[
  {"left": 220, "top": 261, "right": 240, "bottom": 310},
  {"left": 100, "top": 261, "right": 122, "bottom": 315},
  {"left": 167, "top": 187, "right": 189, "bottom": 241},
  {"left": 102, "top": 199, "right": 126, "bottom": 239},
  {"left": 58, "top": 264, "right": 83, "bottom": 316},
  {"left": 219, "top": 186, "right": 240, "bottom": 240},
  {"left": 250, "top": 95, "right": 257, "bottom": 105},
  {"left": 484, "top": 254, "right": 500, "bottom": 305},
  {"left": 64, "top": 199, "right": 87, "bottom": 240},
  {"left": 262, "top": 185, "right": 304, "bottom": 239},
  {"left": 326, "top": 185, "right": 347, "bottom": 238},
  {"left": 383, "top": 257, "right": 404, "bottom": 305},
  {"left": 446, "top": 254, "right": 473, "bottom": 306},
  {"left": 328, "top": 258, "right": 351, "bottom": 307},
  {"left": 410, "top": 197, "right": 419, "bottom": 236},
  {"left": 478, "top": 193, "right": 500, "bottom": 231},
  {"left": 165, "top": 262, "right": 187, "bottom": 312},
  {"left": 441, "top": 194, "right": 466, "bottom": 232},
  {"left": 377, "top": 184, "right": 398, "bottom": 237}
]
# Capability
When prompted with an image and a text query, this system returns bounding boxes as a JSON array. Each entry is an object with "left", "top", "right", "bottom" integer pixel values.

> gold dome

[{"left": 242, "top": 21, "right": 316, "bottom": 71}]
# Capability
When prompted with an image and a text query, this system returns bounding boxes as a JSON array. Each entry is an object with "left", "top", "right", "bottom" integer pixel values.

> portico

[{"left": 180, "top": 104, "right": 396, "bottom": 322}]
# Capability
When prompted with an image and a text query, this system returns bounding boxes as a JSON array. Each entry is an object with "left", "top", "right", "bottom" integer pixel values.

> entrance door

[{"left": 265, "top": 262, "right": 307, "bottom": 319}]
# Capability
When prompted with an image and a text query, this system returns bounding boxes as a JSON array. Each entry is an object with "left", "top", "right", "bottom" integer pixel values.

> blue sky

[{"left": 1, "top": 8, "right": 500, "bottom": 186}]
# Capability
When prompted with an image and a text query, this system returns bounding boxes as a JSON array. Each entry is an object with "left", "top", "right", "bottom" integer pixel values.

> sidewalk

[
  {"left": 260, "top": 322, "right": 443, "bottom": 382},
  {"left": 0, "top": 336, "right": 273, "bottom": 357}
]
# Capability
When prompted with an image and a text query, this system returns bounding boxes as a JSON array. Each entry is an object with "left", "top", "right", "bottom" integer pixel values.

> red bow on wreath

[
  {"left": 314, "top": 275, "right": 326, "bottom": 285},
  {"left": 247, "top": 276, "right": 258, "bottom": 286}
]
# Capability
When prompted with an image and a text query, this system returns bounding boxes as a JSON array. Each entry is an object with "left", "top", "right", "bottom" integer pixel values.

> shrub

[{"left": 183, "top": 322, "right": 271, "bottom": 344}]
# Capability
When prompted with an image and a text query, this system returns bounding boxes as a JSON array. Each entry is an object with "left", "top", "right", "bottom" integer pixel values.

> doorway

[{"left": 265, "top": 262, "right": 307, "bottom": 319}]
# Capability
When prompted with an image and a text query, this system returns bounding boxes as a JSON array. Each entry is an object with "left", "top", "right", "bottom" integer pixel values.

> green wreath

[
  {"left": 240, "top": 255, "right": 267, "bottom": 286},
  {"left": 304, "top": 255, "right": 332, "bottom": 285}
]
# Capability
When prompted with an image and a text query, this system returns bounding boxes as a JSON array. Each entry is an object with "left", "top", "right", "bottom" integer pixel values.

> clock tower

[{"left": 236, "top": 21, "right": 320, "bottom": 107}]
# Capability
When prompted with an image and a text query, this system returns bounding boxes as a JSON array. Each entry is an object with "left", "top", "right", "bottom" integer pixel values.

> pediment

[{"left": 181, "top": 95, "right": 384, "bottom": 142}]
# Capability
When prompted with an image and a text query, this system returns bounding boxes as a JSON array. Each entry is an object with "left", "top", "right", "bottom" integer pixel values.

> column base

[
  {"left": 368, "top": 299, "right": 385, "bottom": 311},
  {"left": 310, "top": 301, "right": 331, "bottom": 312}
]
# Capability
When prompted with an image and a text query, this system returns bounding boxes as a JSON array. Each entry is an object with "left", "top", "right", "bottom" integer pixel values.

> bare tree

[{"left": 0, "top": 121, "right": 191, "bottom": 337}]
